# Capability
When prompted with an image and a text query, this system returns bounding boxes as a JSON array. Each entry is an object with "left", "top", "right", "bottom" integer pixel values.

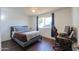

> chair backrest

[
  {"left": 69, "top": 31, "right": 74, "bottom": 38},
  {"left": 64, "top": 26, "right": 70, "bottom": 33}
]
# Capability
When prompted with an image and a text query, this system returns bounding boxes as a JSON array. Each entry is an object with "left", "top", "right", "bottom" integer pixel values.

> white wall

[
  {"left": 72, "top": 8, "right": 79, "bottom": 45},
  {"left": 54, "top": 8, "right": 72, "bottom": 33},
  {"left": 30, "top": 8, "right": 73, "bottom": 37},
  {"left": 1, "top": 8, "right": 30, "bottom": 41},
  {"left": 39, "top": 28, "right": 51, "bottom": 37},
  {"left": 0, "top": 34, "right": 1, "bottom": 51},
  {"left": 28, "top": 16, "right": 37, "bottom": 31},
  {"left": 77, "top": 28, "right": 79, "bottom": 45},
  {"left": 0, "top": 8, "right": 1, "bottom": 50},
  {"left": 72, "top": 8, "right": 79, "bottom": 27}
]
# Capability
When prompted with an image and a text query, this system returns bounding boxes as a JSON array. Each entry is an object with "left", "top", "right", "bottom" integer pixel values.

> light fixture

[
  {"left": 32, "top": 9, "right": 36, "bottom": 13},
  {"left": 1, "top": 15, "right": 5, "bottom": 21}
]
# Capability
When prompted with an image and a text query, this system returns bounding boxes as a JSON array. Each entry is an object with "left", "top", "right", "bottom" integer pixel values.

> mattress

[
  {"left": 22, "top": 31, "right": 40, "bottom": 41},
  {"left": 13, "top": 31, "right": 40, "bottom": 42}
]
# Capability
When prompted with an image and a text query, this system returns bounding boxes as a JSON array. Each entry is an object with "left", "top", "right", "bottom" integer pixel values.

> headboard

[{"left": 10, "top": 26, "right": 28, "bottom": 38}]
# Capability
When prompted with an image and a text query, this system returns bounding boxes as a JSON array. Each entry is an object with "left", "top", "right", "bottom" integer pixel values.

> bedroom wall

[
  {"left": 0, "top": 34, "right": 1, "bottom": 51},
  {"left": 0, "top": 8, "right": 1, "bottom": 50},
  {"left": 28, "top": 16, "right": 37, "bottom": 31},
  {"left": 1, "top": 8, "right": 31, "bottom": 42},
  {"left": 54, "top": 8, "right": 72, "bottom": 33},
  {"left": 72, "top": 7, "right": 79, "bottom": 45},
  {"left": 72, "top": 8, "right": 79, "bottom": 27},
  {"left": 30, "top": 8, "right": 73, "bottom": 37}
]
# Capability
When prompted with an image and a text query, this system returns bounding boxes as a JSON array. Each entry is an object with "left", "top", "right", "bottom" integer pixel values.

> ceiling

[
  {"left": 18, "top": 7, "right": 62, "bottom": 16},
  {"left": 1, "top": 7, "right": 64, "bottom": 16}
]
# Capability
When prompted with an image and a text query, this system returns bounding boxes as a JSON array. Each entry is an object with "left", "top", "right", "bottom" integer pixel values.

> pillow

[
  {"left": 12, "top": 31, "right": 15, "bottom": 38},
  {"left": 14, "top": 26, "right": 29, "bottom": 32}
]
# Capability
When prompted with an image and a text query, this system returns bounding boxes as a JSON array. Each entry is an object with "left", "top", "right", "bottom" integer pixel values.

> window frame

[{"left": 38, "top": 16, "right": 52, "bottom": 28}]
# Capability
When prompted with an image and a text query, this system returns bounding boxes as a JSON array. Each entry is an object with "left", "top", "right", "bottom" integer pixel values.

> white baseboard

[
  {"left": 1, "top": 38, "right": 11, "bottom": 42},
  {"left": 42, "top": 35, "right": 55, "bottom": 40}
]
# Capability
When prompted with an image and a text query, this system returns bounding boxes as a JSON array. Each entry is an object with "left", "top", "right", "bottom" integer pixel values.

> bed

[{"left": 10, "top": 26, "right": 42, "bottom": 48}]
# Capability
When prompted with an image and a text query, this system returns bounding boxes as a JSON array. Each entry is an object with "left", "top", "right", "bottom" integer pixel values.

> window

[{"left": 38, "top": 17, "right": 52, "bottom": 28}]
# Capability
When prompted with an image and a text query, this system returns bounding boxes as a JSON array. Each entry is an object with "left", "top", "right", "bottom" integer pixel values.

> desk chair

[{"left": 54, "top": 30, "right": 74, "bottom": 51}]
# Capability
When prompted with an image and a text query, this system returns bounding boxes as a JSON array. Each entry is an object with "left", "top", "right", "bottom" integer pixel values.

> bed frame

[{"left": 10, "top": 26, "right": 42, "bottom": 48}]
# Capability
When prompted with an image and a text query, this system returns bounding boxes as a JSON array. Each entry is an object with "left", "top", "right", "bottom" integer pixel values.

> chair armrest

[{"left": 57, "top": 36, "right": 70, "bottom": 40}]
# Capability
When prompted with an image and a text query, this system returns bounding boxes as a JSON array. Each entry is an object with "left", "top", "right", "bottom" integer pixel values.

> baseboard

[
  {"left": 42, "top": 35, "right": 55, "bottom": 40},
  {"left": 1, "top": 39, "right": 11, "bottom": 42}
]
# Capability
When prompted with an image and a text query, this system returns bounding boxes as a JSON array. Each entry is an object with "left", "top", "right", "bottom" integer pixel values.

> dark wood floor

[{"left": 1, "top": 37, "right": 61, "bottom": 51}]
